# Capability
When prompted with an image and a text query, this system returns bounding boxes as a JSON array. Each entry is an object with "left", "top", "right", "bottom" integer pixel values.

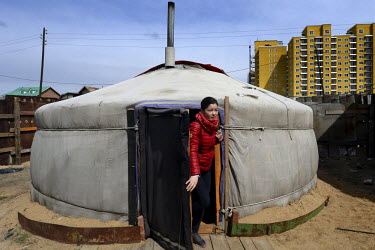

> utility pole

[{"left": 39, "top": 27, "right": 46, "bottom": 96}]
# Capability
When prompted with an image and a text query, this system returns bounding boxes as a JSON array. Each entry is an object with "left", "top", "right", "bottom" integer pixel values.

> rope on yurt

[
  {"left": 221, "top": 125, "right": 312, "bottom": 131},
  {"left": 224, "top": 176, "right": 317, "bottom": 217},
  {"left": 38, "top": 126, "right": 139, "bottom": 131}
]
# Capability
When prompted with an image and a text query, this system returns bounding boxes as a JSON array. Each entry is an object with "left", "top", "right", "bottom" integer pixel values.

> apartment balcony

[
  {"left": 331, "top": 89, "right": 337, "bottom": 92},
  {"left": 350, "top": 88, "right": 357, "bottom": 91},
  {"left": 365, "top": 50, "right": 373, "bottom": 54},
  {"left": 301, "top": 89, "right": 308, "bottom": 92},
  {"left": 350, "top": 82, "right": 357, "bottom": 85},
  {"left": 331, "top": 82, "right": 337, "bottom": 85},
  {"left": 316, "top": 89, "right": 323, "bottom": 91},
  {"left": 350, "top": 39, "right": 357, "bottom": 43},
  {"left": 331, "top": 76, "right": 337, "bottom": 79},
  {"left": 350, "top": 76, "right": 357, "bottom": 79},
  {"left": 350, "top": 64, "right": 357, "bottom": 67},
  {"left": 350, "top": 58, "right": 357, "bottom": 61}
]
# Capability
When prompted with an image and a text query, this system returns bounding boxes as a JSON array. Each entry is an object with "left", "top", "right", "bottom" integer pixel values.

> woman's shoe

[{"left": 192, "top": 233, "right": 206, "bottom": 248}]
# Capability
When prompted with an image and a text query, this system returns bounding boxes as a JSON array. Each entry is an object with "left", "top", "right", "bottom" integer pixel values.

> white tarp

[{"left": 31, "top": 64, "right": 318, "bottom": 221}]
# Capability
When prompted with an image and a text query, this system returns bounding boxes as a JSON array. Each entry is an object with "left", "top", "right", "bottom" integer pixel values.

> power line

[
  {"left": 0, "top": 45, "right": 40, "bottom": 55},
  {"left": 0, "top": 35, "right": 39, "bottom": 44},
  {"left": 0, "top": 37, "right": 40, "bottom": 47},
  {"left": 48, "top": 42, "right": 248, "bottom": 48},
  {"left": 46, "top": 23, "right": 360, "bottom": 36},
  {"left": 0, "top": 73, "right": 112, "bottom": 86}
]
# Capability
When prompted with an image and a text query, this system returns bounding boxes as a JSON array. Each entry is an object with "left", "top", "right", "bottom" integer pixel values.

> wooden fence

[{"left": 0, "top": 96, "right": 57, "bottom": 165}]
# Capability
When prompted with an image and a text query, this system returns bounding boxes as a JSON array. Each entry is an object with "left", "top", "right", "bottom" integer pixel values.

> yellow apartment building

[
  {"left": 256, "top": 23, "right": 375, "bottom": 97},
  {"left": 254, "top": 40, "right": 288, "bottom": 96}
]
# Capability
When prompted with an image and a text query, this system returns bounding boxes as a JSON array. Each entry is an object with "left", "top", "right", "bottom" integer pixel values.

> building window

[
  {"left": 338, "top": 68, "right": 342, "bottom": 71},
  {"left": 310, "top": 74, "right": 314, "bottom": 77},
  {"left": 344, "top": 56, "right": 349, "bottom": 59},
  {"left": 325, "top": 84, "right": 330, "bottom": 87},
  {"left": 325, "top": 50, "right": 330, "bottom": 53},
  {"left": 325, "top": 44, "right": 330, "bottom": 47},
  {"left": 310, "top": 80, "right": 314, "bottom": 83},
  {"left": 344, "top": 74, "right": 349, "bottom": 77},
  {"left": 325, "top": 56, "right": 330, "bottom": 59},
  {"left": 296, "top": 80, "right": 300, "bottom": 83},
  {"left": 270, "top": 59, "right": 272, "bottom": 62},
  {"left": 296, "top": 46, "right": 300, "bottom": 49},
  {"left": 359, "top": 61, "right": 364, "bottom": 64},
  {"left": 359, "top": 29, "right": 364, "bottom": 33},
  {"left": 359, "top": 67, "right": 364, "bottom": 70},
  {"left": 338, "top": 50, "right": 342, "bottom": 54},
  {"left": 338, "top": 85, "right": 342, "bottom": 88},
  {"left": 310, "top": 39, "right": 314, "bottom": 42},
  {"left": 338, "top": 74, "right": 342, "bottom": 77},
  {"left": 274, "top": 59, "right": 277, "bottom": 62},
  {"left": 359, "top": 73, "right": 364, "bottom": 76},
  {"left": 325, "top": 73, "right": 330, "bottom": 77},
  {"left": 325, "top": 62, "right": 330, "bottom": 65},
  {"left": 296, "top": 74, "right": 300, "bottom": 78},
  {"left": 310, "top": 62, "right": 314, "bottom": 66},
  {"left": 296, "top": 92, "right": 300, "bottom": 95},
  {"left": 310, "top": 68, "right": 314, "bottom": 71},
  {"left": 296, "top": 51, "right": 300, "bottom": 54},
  {"left": 309, "top": 56, "right": 314, "bottom": 60},
  {"left": 338, "top": 38, "right": 342, "bottom": 42},
  {"left": 344, "top": 84, "right": 349, "bottom": 87},
  {"left": 338, "top": 62, "right": 342, "bottom": 65},
  {"left": 296, "top": 69, "right": 300, "bottom": 72},
  {"left": 325, "top": 29, "right": 330, "bottom": 34},
  {"left": 344, "top": 38, "right": 349, "bottom": 41},
  {"left": 344, "top": 68, "right": 349, "bottom": 71},
  {"left": 296, "top": 57, "right": 300, "bottom": 60},
  {"left": 296, "top": 63, "right": 300, "bottom": 66},
  {"left": 325, "top": 67, "right": 330, "bottom": 71},
  {"left": 296, "top": 39, "right": 300, "bottom": 43},
  {"left": 344, "top": 44, "right": 349, "bottom": 47},
  {"left": 310, "top": 51, "right": 314, "bottom": 54},
  {"left": 309, "top": 92, "right": 314, "bottom": 94},
  {"left": 274, "top": 54, "right": 277, "bottom": 57},
  {"left": 344, "top": 62, "right": 349, "bottom": 65},
  {"left": 338, "top": 56, "right": 342, "bottom": 59},
  {"left": 309, "top": 31, "right": 314, "bottom": 35},
  {"left": 296, "top": 86, "right": 300, "bottom": 89},
  {"left": 325, "top": 38, "right": 330, "bottom": 41},
  {"left": 344, "top": 50, "right": 349, "bottom": 53},
  {"left": 310, "top": 45, "right": 314, "bottom": 48}
]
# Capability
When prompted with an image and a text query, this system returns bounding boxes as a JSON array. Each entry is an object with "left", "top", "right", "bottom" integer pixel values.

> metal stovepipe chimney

[{"left": 165, "top": 2, "right": 175, "bottom": 67}]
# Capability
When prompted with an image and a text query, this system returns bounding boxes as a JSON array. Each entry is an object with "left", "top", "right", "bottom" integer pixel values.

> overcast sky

[{"left": 0, "top": 0, "right": 374, "bottom": 95}]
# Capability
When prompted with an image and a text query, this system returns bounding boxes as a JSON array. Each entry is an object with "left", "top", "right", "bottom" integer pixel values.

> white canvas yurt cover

[{"left": 30, "top": 61, "right": 318, "bottom": 246}]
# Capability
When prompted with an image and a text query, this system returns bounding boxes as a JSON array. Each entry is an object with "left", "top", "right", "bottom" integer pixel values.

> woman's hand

[
  {"left": 216, "top": 129, "right": 223, "bottom": 141},
  {"left": 186, "top": 175, "right": 199, "bottom": 192}
]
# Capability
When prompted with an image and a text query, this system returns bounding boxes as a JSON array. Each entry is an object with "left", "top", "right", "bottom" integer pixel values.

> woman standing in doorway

[{"left": 186, "top": 97, "right": 223, "bottom": 248}]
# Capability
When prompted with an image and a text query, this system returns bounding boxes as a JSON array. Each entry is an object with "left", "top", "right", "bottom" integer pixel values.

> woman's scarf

[{"left": 195, "top": 112, "right": 219, "bottom": 133}]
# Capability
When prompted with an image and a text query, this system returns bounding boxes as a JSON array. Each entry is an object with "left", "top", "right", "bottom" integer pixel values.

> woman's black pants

[{"left": 191, "top": 168, "right": 211, "bottom": 233}]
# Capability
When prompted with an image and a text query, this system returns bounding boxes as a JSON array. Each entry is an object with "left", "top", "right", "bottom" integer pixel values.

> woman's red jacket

[{"left": 189, "top": 113, "right": 221, "bottom": 176}]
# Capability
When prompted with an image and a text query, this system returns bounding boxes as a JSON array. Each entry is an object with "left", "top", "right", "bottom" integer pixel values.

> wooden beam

[
  {"left": 214, "top": 144, "right": 221, "bottom": 225},
  {"left": 0, "top": 147, "right": 15, "bottom": 154},
  {"left": 14, "top": 97, "right": 21, "bottom": 165},
  {"left": 0, "top": 133, "right": 14, "bottom": 138},
  {"left": 0, "top": 114, "right": 14, "bottom": 119},
  {"left": 20, "top": 111, "right": 35, "bottom": 116},
  {"left": 11, "top": 148, "right": 30, "bottom": 155},
  {"left": 224, "top": 96, "right": 230, "bottom": 233},
  {"left": 9, "top": 127, "right": 37, "bottom": 133}
]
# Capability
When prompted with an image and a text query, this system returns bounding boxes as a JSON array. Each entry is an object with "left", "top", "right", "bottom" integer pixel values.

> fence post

[{"left": 14, "top": 97, "right": 21, "bottom": 165}]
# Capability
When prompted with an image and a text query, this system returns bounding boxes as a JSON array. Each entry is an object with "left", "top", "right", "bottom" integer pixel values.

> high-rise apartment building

[
  {"left": 254, "top": 41, "right": 288, "bottom": 95},
  {"left": 255, "top": 23, "right": 375, "bottom": 97}
]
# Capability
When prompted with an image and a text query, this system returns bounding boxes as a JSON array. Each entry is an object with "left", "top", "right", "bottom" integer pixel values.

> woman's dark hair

[{"left": 201, "top": 97, "right": 218, "bottom": 110}]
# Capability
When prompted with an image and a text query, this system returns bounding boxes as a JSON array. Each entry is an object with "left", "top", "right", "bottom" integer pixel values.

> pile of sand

[{"left": 239, "top": 180, "right": 328, "bottom": 224}]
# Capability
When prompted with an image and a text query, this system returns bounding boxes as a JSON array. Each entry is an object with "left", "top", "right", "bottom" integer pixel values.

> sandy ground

[{"left": 0, "top": 158, "right": 374, "bottom": 249}]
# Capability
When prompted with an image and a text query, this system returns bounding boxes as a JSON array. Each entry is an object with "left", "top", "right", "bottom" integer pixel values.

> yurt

[{"left": 29, "top": 3, "right": 318, "bottom": 249}]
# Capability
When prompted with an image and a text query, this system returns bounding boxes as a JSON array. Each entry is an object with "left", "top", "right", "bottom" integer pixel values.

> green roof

[{"left": 5, "top": 87, "right": 51, "bottom": 96}]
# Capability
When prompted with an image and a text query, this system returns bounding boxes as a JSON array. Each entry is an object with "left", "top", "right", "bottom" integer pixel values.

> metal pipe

[
  {"left": 165, "top": 2, "right": 175, "bottom": 67},
  {"left": 167, "top": 2, "right": 174, "bottom": 47}
]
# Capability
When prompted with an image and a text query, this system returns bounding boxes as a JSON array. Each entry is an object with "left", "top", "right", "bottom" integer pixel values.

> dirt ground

[{"left": 0, "top": 158, "right": 374, "bottom": 250}]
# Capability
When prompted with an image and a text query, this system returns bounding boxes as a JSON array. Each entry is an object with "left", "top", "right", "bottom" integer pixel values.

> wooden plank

[
  {"left": 224, "top": 96, "right": 230, "bottom": 232},
  {"left": 214, "top": 144, "right": 221, "bottom": 225},
  {"left": 9, "top": 127, "right": 37, "bottom": 132},
  {"left": 0, "top": 133, "right": 14, "bottom": 138},
  {"left": 20, "top": 111, "right": 35, "bottom": 116},
  {"left": 0, "top": 147, "right": 15, "bottom": 154},
  {"left": 239, "top": 238, "right": 257, "bottom": 250},
  {"left": 252, "top": 238, "right": 274, "bottom": 250},
  {"left": 210, "top": 235, "right": 230, "bottom": 250},
  {"left": 226, "top": 236, "right": 245, "bottom": 250},
  {"left": 194, "top": 235, "right": 213, "bottom": 250},
  {"left": 14, "top": 97, "right": 21, "bottom": 165},
  {"left": 0, "top": 114, "right": 14, "bottom": 119},
  {"left": 10, "top": 148, "right": 30, "bottom": 155}
]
